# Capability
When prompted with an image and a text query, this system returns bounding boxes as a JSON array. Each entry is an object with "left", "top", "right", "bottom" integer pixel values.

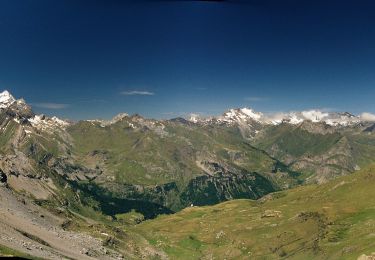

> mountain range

[{"left": 0, "top": 90, "right": 375, "bottom": 259}]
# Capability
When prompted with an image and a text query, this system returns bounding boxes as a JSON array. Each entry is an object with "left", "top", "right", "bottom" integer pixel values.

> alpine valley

[{"left": 1, "top": 90, "right": 375, "bottom": 259}]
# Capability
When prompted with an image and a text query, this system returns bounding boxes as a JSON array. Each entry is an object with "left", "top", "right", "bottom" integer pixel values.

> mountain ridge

[
  {"left": 0, "top": 90, "right": 375, "bottom": 259},
  {"left": 2, "top": 90, "right": 374, "bottom": 130}
]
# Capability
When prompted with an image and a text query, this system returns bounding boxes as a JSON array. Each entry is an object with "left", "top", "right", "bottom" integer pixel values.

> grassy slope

[
  {"left": 0, "top": 118, "right": 18, "bottom": 154},
  {"left": 68, "top": 120, "right": 204, "bottom": 185},
  {"left": 67, "top": 120, "right": 279, "bottom": 186},
  {"left": 135, "top": 164, "right": 375, "bottom": 259},
  {"left": 0, "top": 244, "right": 42, "bottom": 259},
  {"left": 254, "top": 124, "right": 342, "bottom": 158},
  {"left": 346, "top": 132, "right": 375, "bottom": 168},
  {"left": 253, "top": 124, "right": 375, "bottom": 183}
]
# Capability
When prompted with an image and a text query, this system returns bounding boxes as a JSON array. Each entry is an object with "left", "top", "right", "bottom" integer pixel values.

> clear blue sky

[{"left": 0, "top": 0, "right": 374, "bottom": 120}]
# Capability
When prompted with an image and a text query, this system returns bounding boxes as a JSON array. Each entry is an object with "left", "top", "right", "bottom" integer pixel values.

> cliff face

[
  {"left": 180, "top": 170, "right": 276, "bottom": 207},
  {"left": 92, "top": 166, "right": 276, "bottom": 214}
]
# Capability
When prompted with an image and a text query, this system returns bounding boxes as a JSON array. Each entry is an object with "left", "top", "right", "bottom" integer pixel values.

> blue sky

[{"left": 0, "top": 0, "right": 374, "bottom": 120}]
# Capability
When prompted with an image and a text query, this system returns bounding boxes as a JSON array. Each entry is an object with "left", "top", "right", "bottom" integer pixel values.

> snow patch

[
  {"left": 29, "top": 115, "right": 70, "bottom": 131},
  {"left": 51, "top": 116, "right": 69, "bottom": 126},
  {"left": 240, "top": 108, "right": 262, "bottom": 121},
  {"left": 222, "top": 108, "right": 263, "bottom": 123},
  {"left": 188, "top": 107, "right": 363, "bottom": 127},
  {"left": 0, "top": 90, "right": 16, "bottom": 108},
  {"left": 94, "top": 113, "right": 129, "bottom": 127}
]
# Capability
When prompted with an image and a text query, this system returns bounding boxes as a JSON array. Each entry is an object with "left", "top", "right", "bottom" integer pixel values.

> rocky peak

[
  {"left": 188, "top": 108, "right": 264, "bottom": 126},
  {"left": 108, "top": 113, "right": 129, "bottom": 124},
  {"left": 0, "top": 90, "right": 16, "bottom": 108},
  {"left": 26, "top": 114, "right": 70, "bottom": 132},
  {"left": 187, "top": 107, "right": 365, "bottom": 129},
  {"left": 130, "top": 113, "right": 144, "bottom": 120},
  {"left": 168, "top": 117, "right": 192, "bottom": 125},
  {"left": 221, "top": 108, "right": 263, "bottom": 123},
  {"left": 0, "top": 90, "right": 34, "bottom": 119},
  {"left": 0, "top": 90, "right": 71, "bottom": 130},
  {"left": 298, "top": 120, "right": 336, "bottom": 134},
  {"left": 340, "top": 112, "right": 356, "bottom": 118}
]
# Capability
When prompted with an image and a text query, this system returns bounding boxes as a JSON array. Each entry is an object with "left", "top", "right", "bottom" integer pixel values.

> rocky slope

[
  {"left": 0, "top": 90, "right": 375, "bottom": 212},
  {"left": 190, "top": 107, "right": 375, "bottom": 183},
  {"left": 0, "top": 186, "right": 124, "bottom": 259},
  {"left": 0, "top": 90, "right": 375, "bottom": 259},
  {"left": 0, "top": 91, "right": 284, "bottom": 213}
]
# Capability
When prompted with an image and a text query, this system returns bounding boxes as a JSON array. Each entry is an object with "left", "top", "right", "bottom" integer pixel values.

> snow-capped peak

[
  {"left": 111, "top": 113, "right": 129, "bottom": 123},
  {"left": 187, "top": 107, "right": 363, "bottom": 127},
  {"left": 187, "top": 108, "right": 264, "bottom": 125},
  {"left": 0, "top": 90, "right": 16, "bottom": 108},
  {"left": 51, "top": 116, "right": 70, "bottom": 127},
  {"left": 29, "top": 114, "right": 70, "bottom": 131},
  {"left": 239, "top": 108, "right": 263, "bottom": 121},
  {"left": 222, "top": 108, "right": 263, "bottom": 122},
  {"left": 263, "top": 110, "right": 360, "bottom": 126},
  {"left": 189, "top": 114, "right": 200, "bottom": 123},
  {"left": 101, "top": 113, "right": 129, "bottom": 126}
]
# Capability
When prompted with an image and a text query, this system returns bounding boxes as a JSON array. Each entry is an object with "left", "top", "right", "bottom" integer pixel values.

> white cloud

[
  {"left": 121, "top": 90, "right": 154, "bottom": 96},
  {"left": 360, "top": 112, "right": 375, "bottom": 122},
  {"left": 32, "top": 103, "right": 69, "bottom": 109},
  {"left": 301, "top": 110, "right": 329, "bottom": 122}
]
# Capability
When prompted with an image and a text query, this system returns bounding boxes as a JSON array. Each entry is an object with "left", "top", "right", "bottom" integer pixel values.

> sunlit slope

[
  {"left": 67, "top": 118, "right": 299, "bottom": 211},
  {"left": 67, "top": 118, "right": 280, "bottom": 186},
  {"left": 254, "top": 122, "right": 375, "bottom": 184},
  {"left": 136, "top": 164, "right": 375, "bottom": 259}
]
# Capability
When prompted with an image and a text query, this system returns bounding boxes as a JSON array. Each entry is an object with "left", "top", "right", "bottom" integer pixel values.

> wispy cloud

[
  {"left": 121, "top": 90, "right": 155, "bottom": 96},
  {"left": 244, "top": 96, "right": 268, "bottom": 102},
  {"left": 32, "top": 103, "right": 69, "bottom": 109}
]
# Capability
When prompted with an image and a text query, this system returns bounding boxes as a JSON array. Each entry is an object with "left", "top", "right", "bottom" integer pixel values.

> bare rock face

[
  {"left": 298, "top": 120, "right": 336, "bottom": 134},
  {"left": 0, "top": 169, "right": 7, "bottom": 184},
  {"left": 2, "top": 152, "right": 38, "bottom": 178},
  {"left": 364, "top": 123, "right": 375, "bottom": 132},
  {"left": 7, "top": 99, "right": 34, "bottom": 119},
  {"left": 180, "top": 161, "right": 276, "bottom": 207}
]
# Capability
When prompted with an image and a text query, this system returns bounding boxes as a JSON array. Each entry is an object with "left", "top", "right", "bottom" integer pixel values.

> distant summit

[
  {"left": 0, "top": 90, "right": 69, "bottom": 129},
  {"left": 0, "top": 90, "right": 34, "bottom": 119},
  {"left": 188, "top": 107, "right": 372, "bottom": 127},
  {"left": 1, "top": 90, "right": 375, "bottom": 127},
  {"left": 0, "top": 90, "right": 16, "bottom": 108}
]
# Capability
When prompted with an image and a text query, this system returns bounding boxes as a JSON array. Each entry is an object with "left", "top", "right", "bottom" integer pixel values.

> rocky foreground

[{"left": 0, "top": 184, "right": 124, "bottom": 259}]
